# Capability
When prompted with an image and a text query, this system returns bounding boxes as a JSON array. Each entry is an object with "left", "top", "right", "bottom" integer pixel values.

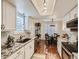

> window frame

[{"left": 16, "top": 12, "right": 25, "bottom": 32}]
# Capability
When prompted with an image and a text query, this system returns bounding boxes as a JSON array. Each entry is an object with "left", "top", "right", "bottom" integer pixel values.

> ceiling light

[{"left": 43, "top": 0, "right": 47, "bottom": 13}]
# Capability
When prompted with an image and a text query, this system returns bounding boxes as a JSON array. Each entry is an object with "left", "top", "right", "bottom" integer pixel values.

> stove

[{"left": 62, "top": 42, "right": 78, "bottom": 59}]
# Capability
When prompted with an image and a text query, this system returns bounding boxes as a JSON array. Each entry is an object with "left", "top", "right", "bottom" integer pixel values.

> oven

[{"left": 62, "top": 46, "right": 72, "bottom": 59}]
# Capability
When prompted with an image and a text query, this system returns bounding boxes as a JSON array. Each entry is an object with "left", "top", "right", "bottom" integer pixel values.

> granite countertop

[
  {"left": 1, "top": 38, "right": 34, "bottom": 59},
  {"left": 62, "top": 42, "right": 78, "bottom": 53},
  {"left": 58, "top": 37, "right": 67, "bottom": 42}
]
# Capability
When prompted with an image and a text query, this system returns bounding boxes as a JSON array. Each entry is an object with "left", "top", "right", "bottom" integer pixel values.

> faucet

[{"left": 19, "top": 35, "right": 25, "bottom": 40}]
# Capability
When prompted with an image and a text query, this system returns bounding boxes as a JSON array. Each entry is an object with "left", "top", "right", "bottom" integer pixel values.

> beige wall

[
  {"left": 62, "top": 6, "right": 78, "bottom": 42},
  {"left": 1, "top": 16, "right": 64, "bottom": 44},
  {"left": 28, "top": 17, "right": 35, "bottom": 38},
  {"left": 28, "top": 17, "right": 63, "bottom": 40}
]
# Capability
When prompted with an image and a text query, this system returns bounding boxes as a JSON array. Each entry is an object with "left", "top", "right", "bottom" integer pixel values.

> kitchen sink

[{"left": 16, "top": 38, "right": 31, "bottom": 43}]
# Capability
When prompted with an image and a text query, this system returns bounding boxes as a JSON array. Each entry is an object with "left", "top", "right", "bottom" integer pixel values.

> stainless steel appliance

[{"left": 62, "top": 42, "right": 78, "bottom": 59}]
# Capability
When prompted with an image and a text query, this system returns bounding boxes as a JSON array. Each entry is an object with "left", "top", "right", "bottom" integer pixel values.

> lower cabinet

[
  {"left": 25, "top": 40, "right": 34, "bottom": 59},
  {"left": 7, "top": 47, "right": 25, "bottom": 59},
  {"left": 14, "top": 47, "right": 25, "bottom": 59},
  {"left": 25, "top": 44, "right": 30, "bottom": 59},
  {"left": 6, "top": 40, "right": 34, "bottom": 59},
  {"left": 29, "top": 40, "right": 34, "bottom": 57}
]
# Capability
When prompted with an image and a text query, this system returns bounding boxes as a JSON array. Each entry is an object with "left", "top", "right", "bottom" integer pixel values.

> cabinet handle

[{"left": 1, "top": 24, "right": 5, "bottom": 30}]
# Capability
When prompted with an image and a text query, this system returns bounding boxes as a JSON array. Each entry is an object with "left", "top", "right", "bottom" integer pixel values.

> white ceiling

[
  {"left": 32, "top": 0, "right": 78, "bottom": 18},
  {"left": 6, "top": 0, "right": 78, "bottom": 19},
  {"left": 7, "top": 0, "right": 40, "bottom": 16},
  {"left": 53, "top": 0, "right": 78, "bottom": 18},
  {"left": 31, "top": 0, "right": 56, "bottom": 16}
]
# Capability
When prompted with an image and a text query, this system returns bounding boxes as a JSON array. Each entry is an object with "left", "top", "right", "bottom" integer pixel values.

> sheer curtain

[
  {"left": 45, "top": 24, "right": 55, "bottom": 36},
  {"left": 16, "top": 12, "right": 25, "bottom": 32}
]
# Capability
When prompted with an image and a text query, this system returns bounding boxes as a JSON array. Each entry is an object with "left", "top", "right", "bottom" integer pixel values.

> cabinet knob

[{"left": 1, "top": 24, "right": 5, "bottom": 30}]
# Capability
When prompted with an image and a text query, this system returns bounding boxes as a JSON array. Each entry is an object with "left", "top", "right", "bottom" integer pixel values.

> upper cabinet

[
  {"left": 63, "top": 5, "right": 78, "bottom": 32},
  {"left": 70, "top": 6, "right": 78, "bottom": 20},
  {"left": 64, "top": 13, "right": 70, "bottom": 22},
  {"left": 2, "top": 0, "right": 16, "bottom": 31},
  {"left": 64, "top": 5, "right": 78, "bottom": 22}
]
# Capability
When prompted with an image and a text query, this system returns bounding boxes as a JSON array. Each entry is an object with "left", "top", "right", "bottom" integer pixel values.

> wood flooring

[{"left": 32, "top": 40, "right": 61, "bottom": 59}]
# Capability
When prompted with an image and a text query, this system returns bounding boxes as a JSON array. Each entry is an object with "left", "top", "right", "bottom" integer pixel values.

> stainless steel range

[{"left": 62, "top": 42, "right": 78, "bottom": 59}]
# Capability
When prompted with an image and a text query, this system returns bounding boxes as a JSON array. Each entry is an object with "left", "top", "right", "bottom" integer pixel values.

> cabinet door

[
  {"left": 2, "top": 0, "right": 16, "bottom": 31},
  {"left": 14, "top": 47, "right": 24, "bottom": 59},
  {"left": 25, "top": 44, "right": 30, "bottom": 59},
  {"left": 25, "top": 40, "right": 34, "bottom": 59},
  {"left": 70, "top": 6, "right": 78, "bottom": 20},
  {"left": 2, "top": 0, "right": 6, "bottom": 26},
  {"left": 7, "top": 47, "right": 24, "bottom": 59},
  {"left": 6, "top": 54, "right": 15, "bottom": 59},
  {"left": 5, "top": 1, "right": 16, "bottom": 30},
  {"left": 30, "top": 40, "right": 34, "bottom": 57}
]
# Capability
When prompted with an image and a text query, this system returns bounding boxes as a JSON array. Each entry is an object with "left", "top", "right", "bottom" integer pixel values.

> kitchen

[{"left": 1, "top": 0, "right": 78, "bottom": 59}]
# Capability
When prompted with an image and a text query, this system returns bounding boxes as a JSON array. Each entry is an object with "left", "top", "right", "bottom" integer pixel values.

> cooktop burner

[{"left": 62, "top": 42, "right": 78, "bottom": 53}]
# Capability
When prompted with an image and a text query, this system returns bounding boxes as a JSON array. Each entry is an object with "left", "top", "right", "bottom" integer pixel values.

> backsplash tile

[{"left": 1, "top": 31, "right": 31, "bottom": 45}]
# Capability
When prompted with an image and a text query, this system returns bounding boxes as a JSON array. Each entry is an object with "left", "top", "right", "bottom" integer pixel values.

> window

[
  {"left": 45, "top": 24, "right": 55, "bottom": 36},
  {"left": 16, "top": 12, "right": 25, "bottom": 32}
]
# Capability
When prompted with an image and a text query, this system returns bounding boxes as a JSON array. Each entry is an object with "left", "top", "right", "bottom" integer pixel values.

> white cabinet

[
  {"left": 14, "top": 47, "right": 25, "bottom": 59},
  {"left": 25, "top": 43, "right": 30, "bottom": 59},
  {"left": 6, "top": 53, "right": 15, "bottom": 59},
  {"left": 70, "top": 6, "right": 78, "bottom": 20},
  {"left": 6, "top": 40, "right": 34, "bottom": 59},
  {"left": 2, "top": 0, "right": 16, "bottom": 31},
  {"left": 63, "top": 13, "right": 70, "bottom": 31},
  {"left": 7, "top": 47, "right": 25, "bottom": 59},
  {"left": 64, "top": 6, "right": 78, "bottom": 22},
  {"left": 25, "top": 40, "right": 34, "bottom": 59},
  {"left": 64, "top": 14, "right": 70, "bottom": 22},
  {"left": 29, "top": 40, "right": 34, "bottom": 57},
  {"left": 2, "top": 0, "right": 6, "bottom": 30}
]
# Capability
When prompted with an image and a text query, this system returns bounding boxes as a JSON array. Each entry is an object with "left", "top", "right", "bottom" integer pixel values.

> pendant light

[{"left": 43, "top": 0, "right": 47, "bottom": 13}]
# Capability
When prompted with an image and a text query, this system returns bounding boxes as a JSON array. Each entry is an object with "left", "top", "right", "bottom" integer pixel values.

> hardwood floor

[{"left": 32, "top": 40, "right": 61, "bottom": 59}]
